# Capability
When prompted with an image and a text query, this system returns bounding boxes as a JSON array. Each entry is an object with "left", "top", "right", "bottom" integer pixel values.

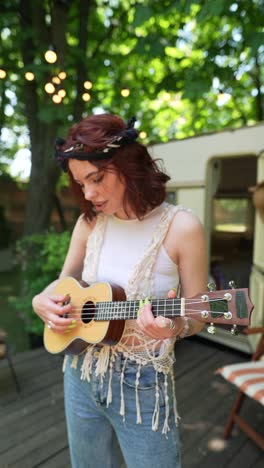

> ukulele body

[{"left": 44, "top": 277, "right": 126, "bottom": 354}]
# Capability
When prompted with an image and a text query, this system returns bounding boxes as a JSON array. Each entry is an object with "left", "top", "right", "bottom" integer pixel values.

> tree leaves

[
  {"left": 246, "top": 32, "right": 264, "bottom": 55},
  {"left": 0, "top": 0, "right": 263, "bottom": 233},
  {"left": 1, "top": 0, "right": 262, "bottom": 149},
  {"left": 132, "top": 5, "right": 153, "bottom": 27}
]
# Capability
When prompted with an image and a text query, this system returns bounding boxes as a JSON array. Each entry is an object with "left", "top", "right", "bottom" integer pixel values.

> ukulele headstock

[{"left": 189, "top": 282, "right": 254, "bottom": 335}]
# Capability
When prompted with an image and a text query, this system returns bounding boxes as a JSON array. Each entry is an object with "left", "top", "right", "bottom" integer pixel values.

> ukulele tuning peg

[
  {"left": 207, "top": 282, "right": 216, "bottom": 292},
  {"left": 229, "top": 280, "right": 237, "bottom": 289},
  {"left": 230, "top": 324, "right": 238, "bottom": 336},
  {"left": 207, "top": 323, "right": 216, "bottom": 334}
]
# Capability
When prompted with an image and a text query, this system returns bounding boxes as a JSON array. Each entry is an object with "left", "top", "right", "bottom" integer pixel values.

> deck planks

[{"left": 0, "top": 337, "right": 263, "bottom": 467}]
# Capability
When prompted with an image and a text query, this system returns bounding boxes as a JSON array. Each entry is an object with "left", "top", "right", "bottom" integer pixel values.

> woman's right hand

[{"left": 32, "top": 288, "right": 77, "bottom": 335}]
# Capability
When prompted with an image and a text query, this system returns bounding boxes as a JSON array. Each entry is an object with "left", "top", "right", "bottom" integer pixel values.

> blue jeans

[{"left": 64, "top": 350, "right": 182, "bottom": 468}]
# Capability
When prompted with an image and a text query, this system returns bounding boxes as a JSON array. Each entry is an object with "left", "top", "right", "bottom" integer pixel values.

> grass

[{"left": 0, "top": 268, "right": 30, "bottom": 353}]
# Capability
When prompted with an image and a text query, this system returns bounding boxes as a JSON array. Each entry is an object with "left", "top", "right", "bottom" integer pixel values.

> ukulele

[{"left": 43, "top": 276, "right": 254, "bottom": 354}]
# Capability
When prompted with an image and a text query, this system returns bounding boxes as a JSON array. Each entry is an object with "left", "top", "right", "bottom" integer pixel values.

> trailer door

[
  {"left": 203, "top": 154, "right": 257, "bottom": 352},
  {"left": 249, "top": 151, "right": 264, "bottom": 349}
]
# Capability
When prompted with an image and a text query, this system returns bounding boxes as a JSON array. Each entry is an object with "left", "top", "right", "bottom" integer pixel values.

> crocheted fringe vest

[{"left": 63, "top": 203, "right": 184, "bottom": 434}]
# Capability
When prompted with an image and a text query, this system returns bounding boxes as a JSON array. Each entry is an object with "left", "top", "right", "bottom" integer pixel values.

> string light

[
  {"left": 58, "top": 89, "right": 66, "bottom": 98},
  {"left": 84, "top": 81, "right": 93, "bottom": 90},
  {"left": 52, "top": 94, "right": 62, "bottom": 104},
  {"left": 44, "top": 47, "right": 57, "bottom": 64},
  {"left": 25, "top": 72, "right": 35, "bottom": 81},
  {"left": 121, "top": 88, "right": 130, "bottom": 97},
  {"left": 58, "top": 71, "right": 67, "bottom": 80},
  {"left": 52, "top": 76, "right": 61, "bottom": 85},
  {"left": 139, "top": 131, "right": 147, "bottom": 139},
  {"left": 44, "top": 82, "right": 56, "bottom": 94},
  {"left": 0, "top": 69, "right": 7, "bottom": 79},
  {"left": 82, "top": 92, "right": 91, "bottom": 102}
]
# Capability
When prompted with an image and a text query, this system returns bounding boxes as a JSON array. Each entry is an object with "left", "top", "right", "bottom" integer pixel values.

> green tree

[{"left": 0, "top": 0, "right": 263, "bottom": 234}]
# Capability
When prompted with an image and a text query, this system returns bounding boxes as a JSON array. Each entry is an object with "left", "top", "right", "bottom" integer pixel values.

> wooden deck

[{"left": 0, "top": 337, "right": 263, "bottom": 468}]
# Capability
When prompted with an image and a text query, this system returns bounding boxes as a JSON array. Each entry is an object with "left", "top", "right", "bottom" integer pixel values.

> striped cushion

[{"left": 217, "top": 361, "right": 264, "bottom": 406}]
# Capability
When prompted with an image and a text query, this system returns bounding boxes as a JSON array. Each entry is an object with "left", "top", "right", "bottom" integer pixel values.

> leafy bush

[{"left": 13, "top": 231, "right": 70, "bottom": 336}]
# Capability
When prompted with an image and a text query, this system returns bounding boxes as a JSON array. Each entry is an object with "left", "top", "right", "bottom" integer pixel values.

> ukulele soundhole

[{"left": 82, "top": 301, "right": 95, "bottom": 324}]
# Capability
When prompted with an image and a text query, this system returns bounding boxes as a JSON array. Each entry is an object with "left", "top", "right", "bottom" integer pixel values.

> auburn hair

[{"left": 65, "top": 114, "right": 170, "bottom": 221}]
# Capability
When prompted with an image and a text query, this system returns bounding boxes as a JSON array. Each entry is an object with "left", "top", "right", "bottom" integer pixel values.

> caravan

[{"left": 150, "top": 123, "right": 264, "bottom": 352}]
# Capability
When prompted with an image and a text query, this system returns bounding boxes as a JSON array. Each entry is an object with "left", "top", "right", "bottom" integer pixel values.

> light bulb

[
  {"left": 84, "top": 80, "right": 93, "bottom": 90},
  {"left": 0, "top": 69, "right": 7, "bottom": 79},
  {"left": 82, "top": 93, "right": 91, "bottom": 102},
  {"left": 25, "top": 72, "right": 35, "bottom": 81},
  {"left": 44, "top": 49, "right": 57, "bottom": 64},
  {"left": 52, "top": 77, "right": 61, "bottom": 85},
  {"left": 52, "top": 94, "right": 62, "bottom": 104},
  {"left": 58, "top": 89, "right": 66, "bottom": 98},
  {"left": 121, "top": 88, "right": 130, "bottom": 97},
  {"left": 44, "top": 82, "right": 56, "bottom": 94},
  {"left": 58, "top": 71, "right": 67, "bottom": 80}
]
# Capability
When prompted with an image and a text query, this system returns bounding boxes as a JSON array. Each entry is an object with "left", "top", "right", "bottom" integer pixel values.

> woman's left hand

[{"left": 136, "top": 288, "right": 185, "bottom": 340}]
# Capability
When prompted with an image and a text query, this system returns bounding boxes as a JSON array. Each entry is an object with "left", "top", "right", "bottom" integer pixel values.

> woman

[{"left": 32, "top": 114, "right": 207, "bottom": 468}]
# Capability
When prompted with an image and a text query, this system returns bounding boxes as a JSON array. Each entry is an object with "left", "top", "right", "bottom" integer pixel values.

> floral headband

[{"left": 55, "top": 117, "right": 138, "bottom": 172}]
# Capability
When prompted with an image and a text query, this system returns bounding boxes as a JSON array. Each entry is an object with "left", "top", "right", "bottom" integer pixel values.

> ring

[
  {"left": 47, "top": 320, "right": 53, "bottom": 330},
  {"left": 167, "top": 319, "right": 175, "bottom": 330}
]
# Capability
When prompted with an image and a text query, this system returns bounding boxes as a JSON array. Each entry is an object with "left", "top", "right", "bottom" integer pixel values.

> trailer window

[{"left": 213, "top": 198, "right": 251, "bottom": 233}]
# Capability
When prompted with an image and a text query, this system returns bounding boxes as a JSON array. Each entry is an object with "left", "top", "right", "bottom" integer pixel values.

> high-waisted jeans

[{"left": 64, "top": 350, "right": 182, "bottom": 468}]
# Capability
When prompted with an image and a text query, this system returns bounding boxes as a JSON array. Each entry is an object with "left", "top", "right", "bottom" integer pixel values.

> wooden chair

[
  {"left": 217, "top": 327, "right": 264, "bottom": 450},
  {"left": 0, "top": 328, "right": 20, "bottom": 392}
]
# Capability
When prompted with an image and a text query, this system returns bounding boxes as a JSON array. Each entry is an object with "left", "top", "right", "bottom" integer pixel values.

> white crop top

[{"left": 96, "top": 202, "right": 179, "bottom": 299}]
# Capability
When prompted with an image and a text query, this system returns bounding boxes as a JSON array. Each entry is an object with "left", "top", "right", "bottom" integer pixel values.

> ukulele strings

[
  {"left": 59, "top": 298, "right": 231, "bottom": 319},
  {"left": 62, "top": 311, "right": 231, "bottom": 321}
]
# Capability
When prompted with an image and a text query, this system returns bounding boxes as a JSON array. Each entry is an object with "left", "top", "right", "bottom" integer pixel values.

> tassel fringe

[
  {"left": 152, "top": 371, "right": 160, "bottom": 431},
  {"left": 135, "top": 364, "right": 142, "bottom": 424},
  {"left": 80, "top": 346, "right": 94, "bottom": 381},
  {"left": 107, "top": 353, "right": 115, "bottom": 407},
  {"left": 70, "top": 355, "right": 79, "bottom": 369},
  {"left": 62, "top": 346, "right": 179, "bottom": 436},
  {"left": 170, "top": 367, "right": 180, "bottom": 425},
  {"left": 162, "top": 374, "right": 170, "bottom": 435},
  {"left": 62, "top": 355, "right": 68, "bottom": 373},
  {"left": 96, "top": 345, "right": 110, "bottom": 381},
  {"left": 120, "top": 357, "right": 128, "bottom": 421}
]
